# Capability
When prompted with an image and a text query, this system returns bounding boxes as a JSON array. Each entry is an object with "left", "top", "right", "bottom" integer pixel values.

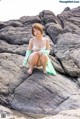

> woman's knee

[
  {"left": 40, "top": 55, "right": 48, "bottom": 64},
  {"left": 29, "top": 52, "right": 39, "bottom": 63}
]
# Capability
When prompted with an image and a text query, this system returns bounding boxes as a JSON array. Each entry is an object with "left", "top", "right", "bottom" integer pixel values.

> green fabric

[
  {"left": 41, "top": 49, "right": 57, "bottom": 75},
  {"left": 23, "top": 50, "right": 57, "bottom": 75},
  {"left": 41, "top": 49, "right": 50, "bottom": 55},
  {"left": 23, "top": 50, "right": 32, "bottom": 66},
  {"left": 46, "top": 57, "right": 57, "bottom": 75}
]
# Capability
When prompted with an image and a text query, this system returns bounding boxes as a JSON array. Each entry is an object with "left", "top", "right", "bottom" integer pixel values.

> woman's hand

[{"left": 36, "top": 51, "right": 43, "bottom": 56}]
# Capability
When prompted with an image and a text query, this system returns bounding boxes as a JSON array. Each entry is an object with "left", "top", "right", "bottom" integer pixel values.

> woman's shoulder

[
  {"left": 43, "top": 37, "right": 50, "bottom": 42},
  {"left": 29, "top": 37, "right": 35, "bottom": 42},
  {"left": 43, "top": 36, "right": 49, "bottom": 40}
]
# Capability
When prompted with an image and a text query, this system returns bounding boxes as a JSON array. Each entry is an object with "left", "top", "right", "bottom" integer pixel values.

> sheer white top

[{"left": 32, "top": 37, "right": 47, "bottom": 51}]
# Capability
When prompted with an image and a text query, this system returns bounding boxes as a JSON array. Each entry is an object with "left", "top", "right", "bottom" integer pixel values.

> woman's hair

[{"left": 32, "top": 23, "right": 43, "bottom": 36}]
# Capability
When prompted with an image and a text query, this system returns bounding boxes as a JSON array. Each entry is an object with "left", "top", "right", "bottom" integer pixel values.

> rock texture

[{"left": 0, "top": 7, "right": 80, "bottom": 118}]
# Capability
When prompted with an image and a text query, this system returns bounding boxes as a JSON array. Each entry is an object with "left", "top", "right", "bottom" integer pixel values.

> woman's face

[{"left": 33, "top": 28, "right": 41, "bottom": 37}]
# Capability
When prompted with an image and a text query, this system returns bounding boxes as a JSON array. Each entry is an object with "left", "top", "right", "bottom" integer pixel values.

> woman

[{"left": 23, "top": 23, "right": 57, "bottom": 75}]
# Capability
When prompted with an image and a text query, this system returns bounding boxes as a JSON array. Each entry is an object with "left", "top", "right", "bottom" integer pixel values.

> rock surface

[{"left": 0, "top": 7, "right": 80, "bottom": 118}]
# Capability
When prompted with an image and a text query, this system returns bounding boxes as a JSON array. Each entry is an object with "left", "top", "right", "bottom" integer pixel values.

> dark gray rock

[
  {"left": 39, "top": 10, "right": 60, "bottom": 24},
  {"left": 77, "top": 78, "right": 80, "bottom": 87},
  {"left": 63, "top": 7, "right": 71, "bottom": 12},
  {"left": 0, "top": 40, "right": 27, "bottom": 55},
  {"left": 5, "top": 20, "right": 24, "bottom": 27},
  {"left": 0, "top": 22, "right": 7, "bottom": 29},
  {"left": 57, "top": 6, "right": 80, "bottom": 28},
  {"left": 0, "top": 26, "right": 32, "bottom": 45},
  {"left": 19, "top": 15, "right": 42, "bottom": 25},
  {"left": 54, "top": 33, "right": 80, "bottom": 77},
  {"left": 45, "top": 23, "right": 63, "bottom": 43},
  {"left": 10, "top": 73, "right": 79, "bottom": 115}
]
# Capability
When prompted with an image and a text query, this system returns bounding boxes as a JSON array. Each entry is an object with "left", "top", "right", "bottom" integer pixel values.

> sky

[{"left": 0, "top": 0, "right": 80, "bottom": 21}]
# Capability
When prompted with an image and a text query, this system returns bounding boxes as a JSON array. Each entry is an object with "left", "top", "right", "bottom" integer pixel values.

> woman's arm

[
  {"left": 40, "top": 39, "right": 50, "bottom": 55},
  {"left": 27, "top": 38, "right": 33, "bottom": 50},
  {"left": 23, "top": 38, "right": 33, "bottom": 66},
  {"left": 46, "top": 39, "right": 50, "bottom": 50}
]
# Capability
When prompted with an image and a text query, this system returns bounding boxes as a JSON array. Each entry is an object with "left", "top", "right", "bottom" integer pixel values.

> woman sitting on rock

[{"left": 23, "top": 23, "right": 57, "bottom": 75}]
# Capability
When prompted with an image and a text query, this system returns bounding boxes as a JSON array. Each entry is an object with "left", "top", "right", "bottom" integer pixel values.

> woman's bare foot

[
  {"left": 43, "top": 70, "right": 47, "bottom": 74},
  {"left": 27, "top": 67, "right": 33, "bottom": 74}
]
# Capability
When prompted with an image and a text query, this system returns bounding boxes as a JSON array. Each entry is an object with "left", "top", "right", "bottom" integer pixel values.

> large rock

[
  {"left": 0, "top": 26, "right": 32, "bottom": 45},
  {"left": 39, "top": 10, "right": 63, "bottom": 44},
  {"left": 57, "top": 6, "right": 80, "bottom": 28},
  {"left": 54, "top": 33, "right": 80, "bottom": 77},
  {"left": 0, "top": 40, "right": 27, "bottom": 55},
  {"left": 19, "top": 15, "right": 42, "bottom": 25},
  {"left": 10, "top": 73, "right": 80, "bottom": 115},
  {"left": 39, "top": 10, "right": 60, "bottom": 24},
  {"left": 45, "top": 23, "right": 63, "bottom": 43}
]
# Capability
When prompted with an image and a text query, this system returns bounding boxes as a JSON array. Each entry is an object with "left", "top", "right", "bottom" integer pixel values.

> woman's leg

[
  {"left": 28, "top": 52, "right": 39, "bottom": 74},
  {"left": 39, "top": 54, "right": 48, "bottom": 72}
]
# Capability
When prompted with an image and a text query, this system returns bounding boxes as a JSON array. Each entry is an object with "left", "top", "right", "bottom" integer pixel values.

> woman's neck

[{"left": 36, "top": 35, "right": 43, "bottom": 40}]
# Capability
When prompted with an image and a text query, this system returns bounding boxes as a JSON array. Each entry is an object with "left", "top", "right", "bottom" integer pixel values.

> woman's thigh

[
  {"left": 28, "top": 52, "right": 39, "bottom": 64},
  {"left": 37, "top": 54, "right": 48, "bottom": 67},
  {"left": 37, "top": 58, "right": 42, "bottom": 67}
]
